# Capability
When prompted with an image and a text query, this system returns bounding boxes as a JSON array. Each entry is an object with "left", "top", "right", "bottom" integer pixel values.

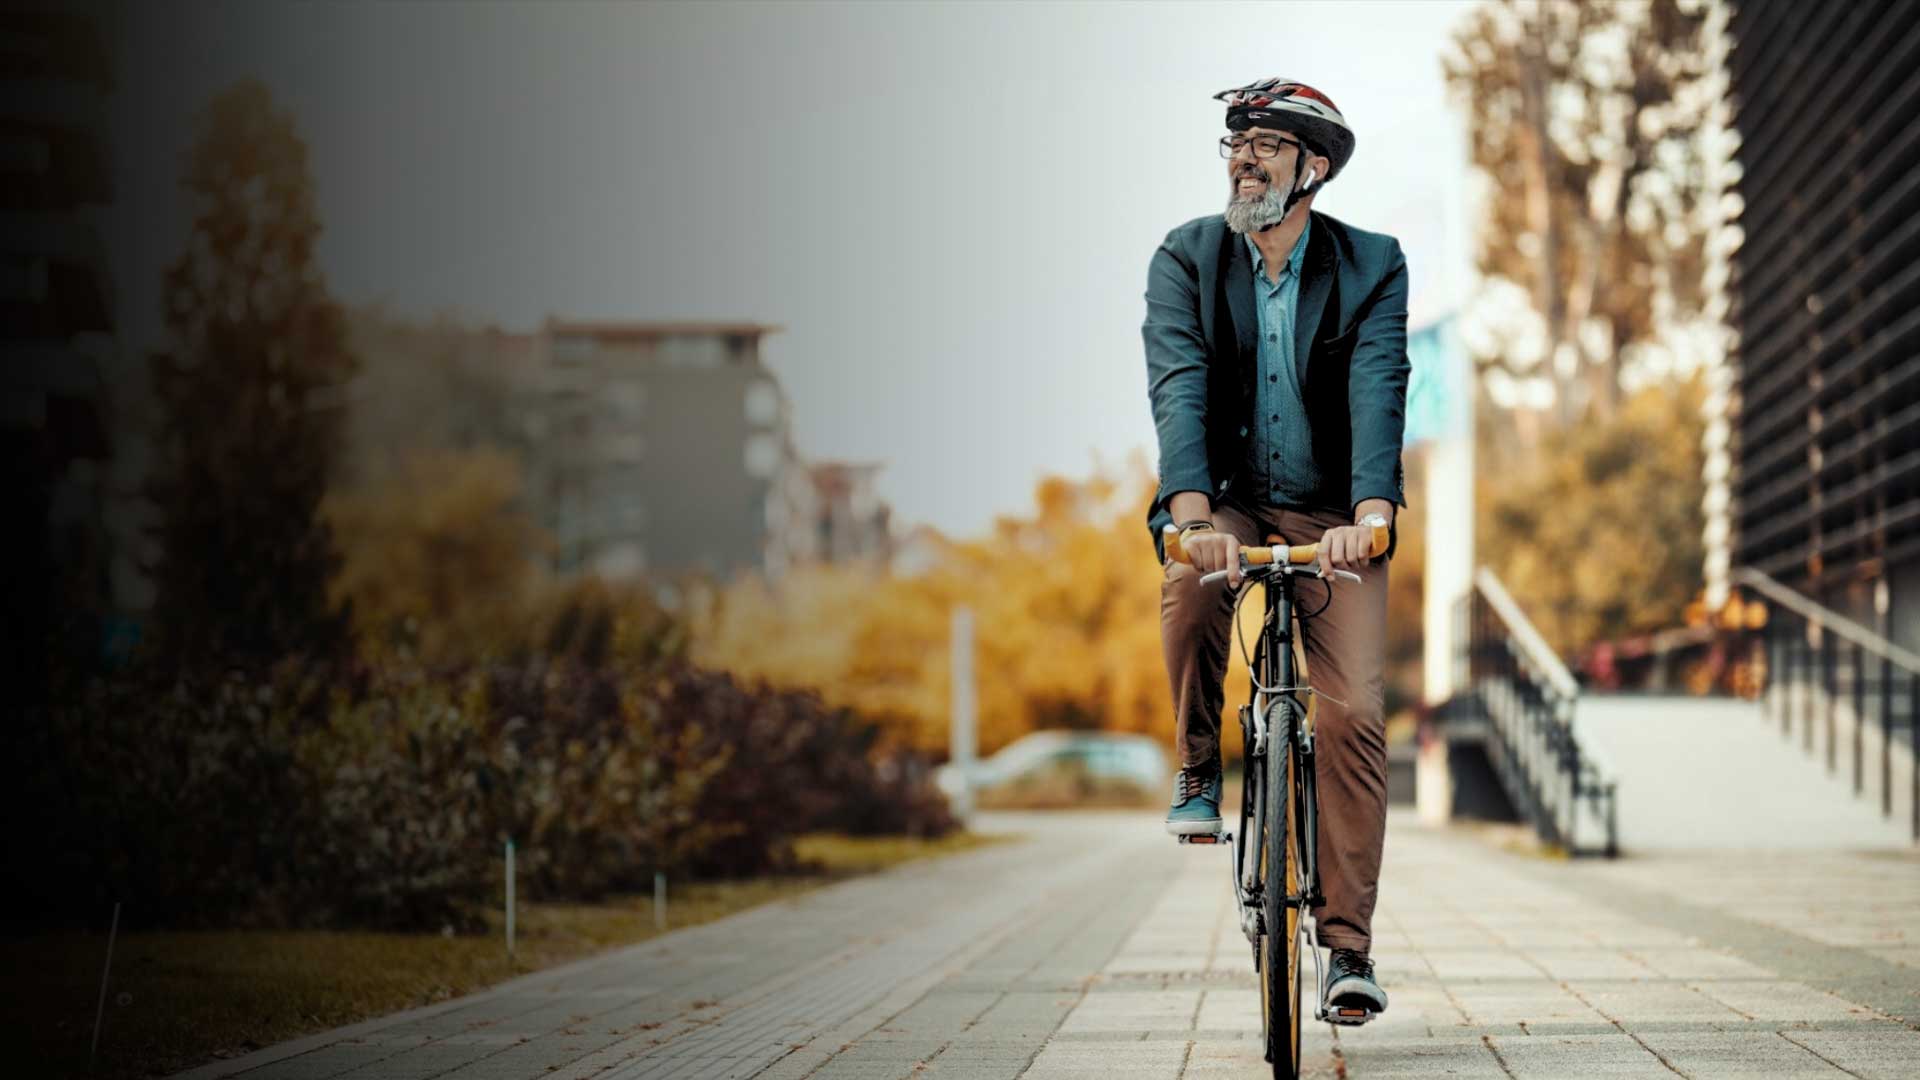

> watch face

[{"left": 1360, "top": 513, "right": 1388, "bottom": 528}]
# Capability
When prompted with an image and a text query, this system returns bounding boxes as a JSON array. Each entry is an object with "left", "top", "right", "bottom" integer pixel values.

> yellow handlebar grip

[
  {"left": 1161, "top": 522, "right": 1387, "bottom": 570},
  {"left": 1161, "top": 523, "right": 1191, "bottom": 565},
  {"left": 1286, "top": 523, "right": 1389, "bottom": 566}
]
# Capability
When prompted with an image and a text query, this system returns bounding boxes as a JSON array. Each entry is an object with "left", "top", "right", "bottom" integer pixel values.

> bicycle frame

[{"left": 1230, "top": 568, "right": 1322, "bottom": 946}]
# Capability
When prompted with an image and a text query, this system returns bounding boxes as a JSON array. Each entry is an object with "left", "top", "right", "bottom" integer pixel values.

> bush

[
  {"left": 653, "top": 668, "right": 956, "bottom": 878},
  {"left": 11, "top": 636, "right": 953, "bottom": 932}
]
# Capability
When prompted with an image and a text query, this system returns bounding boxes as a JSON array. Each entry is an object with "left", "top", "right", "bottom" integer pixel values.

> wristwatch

[{"left": 1357, "top": 512, "right": 1389, "bottom": 529}]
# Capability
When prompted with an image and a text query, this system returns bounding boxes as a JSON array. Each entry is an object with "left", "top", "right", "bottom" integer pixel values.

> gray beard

[{"left": 1224, "top": 180, "right": 1292, "bottom": 235}]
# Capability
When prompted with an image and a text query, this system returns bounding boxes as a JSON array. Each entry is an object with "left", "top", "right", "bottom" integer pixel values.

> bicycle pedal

[
  {"left": 1177, "top": 832, "right": 1226, "bottom": 844},
  {"left": 1321, "top": 1005, "right": 1377, "bottom": 1026}
]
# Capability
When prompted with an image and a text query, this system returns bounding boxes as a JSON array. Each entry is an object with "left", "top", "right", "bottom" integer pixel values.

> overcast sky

[{"left": 105, "top": 0, "right": 1478, "bottom": 538}]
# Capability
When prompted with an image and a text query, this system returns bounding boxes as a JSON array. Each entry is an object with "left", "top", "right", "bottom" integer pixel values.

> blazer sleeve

[
  {"left": 1347, "top": 238, "right": 1411, "bottom": 510},
  {"left": 1142, "top": 229, "right": 1213, "bottom": 518}
]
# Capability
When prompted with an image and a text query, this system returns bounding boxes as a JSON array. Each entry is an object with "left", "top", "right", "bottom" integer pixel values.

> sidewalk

[{"left": 179, "top": 811, "right": 1920, "bottom": 1079}]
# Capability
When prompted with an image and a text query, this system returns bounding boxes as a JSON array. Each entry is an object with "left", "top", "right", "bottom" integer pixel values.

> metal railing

[
  {"left": 1736, "top": 567, "right": 1920, "bottom": 842},
  {"left": 1461, "top": 568, "right": 1619, "bottom": 856}
]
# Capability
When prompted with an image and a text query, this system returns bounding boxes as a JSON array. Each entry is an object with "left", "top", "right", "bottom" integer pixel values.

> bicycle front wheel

[{"left": 1258, "top": 698, "right": 1303, "bottom": 1077}]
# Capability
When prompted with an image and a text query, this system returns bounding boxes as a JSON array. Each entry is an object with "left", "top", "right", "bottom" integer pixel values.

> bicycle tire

[{"left": 1259, "top": 698, "right": 1304, "bottom": 1077}]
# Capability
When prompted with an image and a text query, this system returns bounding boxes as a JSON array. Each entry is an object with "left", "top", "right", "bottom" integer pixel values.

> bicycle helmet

[{"left": 1213, "top": 77, "right": 1356, "bottom": 182}]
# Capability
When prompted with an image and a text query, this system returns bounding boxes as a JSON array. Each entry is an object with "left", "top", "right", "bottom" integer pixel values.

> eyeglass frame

[{"left": 1218, "top": 133, "right": 1305, "bottom": 161}]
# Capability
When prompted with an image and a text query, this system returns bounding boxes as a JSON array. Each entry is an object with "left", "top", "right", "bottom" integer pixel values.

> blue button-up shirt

[{"left": 1244, "top": 220, "right": 1321, "bottom": 505}]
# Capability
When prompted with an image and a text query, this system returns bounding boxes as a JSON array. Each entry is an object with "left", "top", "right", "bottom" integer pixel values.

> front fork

[{"left": 1230, "top": 695, "right": 1322, "bottom": 939}]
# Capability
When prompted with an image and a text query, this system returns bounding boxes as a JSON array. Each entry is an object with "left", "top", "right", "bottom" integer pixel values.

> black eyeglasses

[{"left": 1219, "top": 134, "right": 1302, "bottom": 160}]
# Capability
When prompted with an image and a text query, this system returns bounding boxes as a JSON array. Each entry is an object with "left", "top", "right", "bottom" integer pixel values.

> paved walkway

[{"left": 180, "top": 811, "right": 1920, "bottom": 1080}]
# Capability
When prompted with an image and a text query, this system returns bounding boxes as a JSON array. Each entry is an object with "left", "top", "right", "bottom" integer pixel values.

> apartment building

[{"left": 533, "top": 318, "right": 819, "bottom": 583}]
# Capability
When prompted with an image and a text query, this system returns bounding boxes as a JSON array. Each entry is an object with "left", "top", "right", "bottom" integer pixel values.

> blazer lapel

[
  {"left": 1292, "top": 216, "right": 1335, "bottom": 387},
  {"left": 1223, "top": 229, "right": 1257, "bottom": 368}
]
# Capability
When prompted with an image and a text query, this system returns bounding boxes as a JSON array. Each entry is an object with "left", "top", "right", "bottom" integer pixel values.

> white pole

[
  {"left": 951, "top": 605, "right": 976, "bottom": 822},
  {"left": 90, "top": 901, "right": 120, "bottom": 1067},
  {"left": 1420, "top": 320, "right": 1474, "bottom": 826},
  {"left": 505, "top": 840, "right": 516, "bottom": 960},
  {"left": 654, "top": 871, "right": 667, "bottom": 931}
]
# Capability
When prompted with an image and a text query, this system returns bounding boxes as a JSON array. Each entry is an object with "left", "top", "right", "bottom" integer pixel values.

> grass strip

[{"left": 5, "top": 830, "right": 1008, "bottom": 1079}]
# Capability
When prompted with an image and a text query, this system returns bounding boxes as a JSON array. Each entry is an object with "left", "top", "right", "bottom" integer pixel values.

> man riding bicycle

[{"left": 1144, "top": 77, "right": 1408, "bottom": 1020}]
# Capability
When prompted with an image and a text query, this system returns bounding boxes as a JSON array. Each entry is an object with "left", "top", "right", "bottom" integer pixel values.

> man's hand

[
  {"left": 1317, "top": 500, "right": 1393, "bottom": 577},
  {"left": 1183, "top": 529, "right": 1245, "bottom": 587},
  {"left": 1315, "top": 524, "right": 1376, "bottom": 577}
]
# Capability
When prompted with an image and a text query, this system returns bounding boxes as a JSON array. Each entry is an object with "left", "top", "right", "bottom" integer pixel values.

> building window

[
  {"left": 551, "top": 334, "right": 595, "bottom": 366},
  {"left": 659, "top": 335, "right": 724, "bottom": 369},
  {"left": 607, "top": 378, "right": 646, "bottom": 413}
]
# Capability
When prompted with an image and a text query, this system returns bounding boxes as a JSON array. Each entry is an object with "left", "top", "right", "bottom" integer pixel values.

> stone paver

[{"left": 178, "top": 810, "right": 1919, "bottom": 1080}]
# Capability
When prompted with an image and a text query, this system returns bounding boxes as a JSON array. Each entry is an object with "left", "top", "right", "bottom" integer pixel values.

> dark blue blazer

[{"left": 1143, "top": 209, "right": 1410, "bottom": 562}]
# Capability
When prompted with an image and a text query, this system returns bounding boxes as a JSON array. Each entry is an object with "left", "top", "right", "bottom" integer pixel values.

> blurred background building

[
  {"left": 530, "top": 318, "right": 891, "bottom": 584},
  {"left": 786, "top": 460, "right": 893, "bottom": 567},
  {"left": 1713, "top": 0, "right": 1920, "bottom": 650}
]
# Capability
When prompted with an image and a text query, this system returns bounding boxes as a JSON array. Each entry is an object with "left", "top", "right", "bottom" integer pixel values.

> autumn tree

[
  {"left": 146, "top": 79, "right": 358, "bottom": 670},
  {"left": 323, "top": 448, "right": 552, "bottom": 664},
  {"left": 1477, "top": 378, "right": 1706, "bottom": 656},
  {"left": 697, "top": 456, "right": 1431, "bottom": 761},
  {"left": 1444, "top": 0, "right": 1720, "bottom": 431}
]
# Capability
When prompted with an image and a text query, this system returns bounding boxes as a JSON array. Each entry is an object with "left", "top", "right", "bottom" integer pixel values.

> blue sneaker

[
  {"left": 1323, "top": 948, "right": 1388, "bottom": 1023},
  {"left": 1164, "top": 760, "right": 1223, "bottom": 836}
]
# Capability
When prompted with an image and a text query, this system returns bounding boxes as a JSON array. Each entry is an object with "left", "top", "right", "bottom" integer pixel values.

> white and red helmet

[{"left": 1213, "top": 78, "right": 1356, "bottom": 181}]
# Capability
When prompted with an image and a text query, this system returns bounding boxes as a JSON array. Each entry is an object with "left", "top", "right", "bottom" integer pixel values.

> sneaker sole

[
  {"left": 1324, "top": 979, "right": 1389, "bottom": 1017},
  {"left": 1164, "top": 817, "right": 1223, "bottom": 836}
]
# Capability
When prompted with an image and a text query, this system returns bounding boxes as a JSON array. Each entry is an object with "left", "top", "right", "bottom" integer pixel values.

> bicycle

[{"left": 1161, "top": 519, "right": 1389, "bottom": 1079}]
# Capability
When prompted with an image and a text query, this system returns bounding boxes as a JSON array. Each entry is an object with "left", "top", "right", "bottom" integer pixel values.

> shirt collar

[{"left": 1245, "top": 216, "right": 1311, "bottom": 284}]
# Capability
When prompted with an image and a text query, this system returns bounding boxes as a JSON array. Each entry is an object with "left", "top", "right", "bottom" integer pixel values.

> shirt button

[
  {"left": 1271, "top": 414, "right": 1279, "bottom": 421},
  {"left": 1237, "top": 426, "right": 1248, "bottom": 437},
  {"left": 1271, "top": 452, "right": 1280, "bottom": 460},
  {"left": 1267, "top": 334, "right": 1277, "bottom": 342},
  {"left": 1269, "top": 374, "right": 1278, "bottom": 382}
]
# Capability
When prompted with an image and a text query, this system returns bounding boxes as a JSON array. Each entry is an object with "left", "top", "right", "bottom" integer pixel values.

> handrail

[
  {"left": 1742, "top": 564, "right": 1918, "bottom": 842},
  {"left": 1732, "top": 566, "right": 1920, "bottom": 673},
  {"left": 1462, "top": 567, "right": 1619, "bottom": 856},
  {"left": 1475, "top": 567, "right": 1581, "bottom": 699}
]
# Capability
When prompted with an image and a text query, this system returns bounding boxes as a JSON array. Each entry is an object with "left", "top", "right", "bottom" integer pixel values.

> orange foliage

[{"left": 696, "top": 456, "right": 1429, "bottom": 765}]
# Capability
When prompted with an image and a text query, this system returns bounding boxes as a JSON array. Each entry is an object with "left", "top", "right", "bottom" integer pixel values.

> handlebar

[{"left": 1162, "top": 520, "right": 1389, "bottom": 586}]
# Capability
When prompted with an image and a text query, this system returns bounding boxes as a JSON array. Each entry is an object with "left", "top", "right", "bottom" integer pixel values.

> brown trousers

[{"left": 1160, "top": 499, "right": 1390, "bottom": 953}]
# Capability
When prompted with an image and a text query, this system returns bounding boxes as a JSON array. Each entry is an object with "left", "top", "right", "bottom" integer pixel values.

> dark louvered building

[
  {"left": 1724, "top": 0, "right": 1920, "bottom": 648},
  {"left": 2, "top": 0, "right": 121, "bottom": 696}
]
